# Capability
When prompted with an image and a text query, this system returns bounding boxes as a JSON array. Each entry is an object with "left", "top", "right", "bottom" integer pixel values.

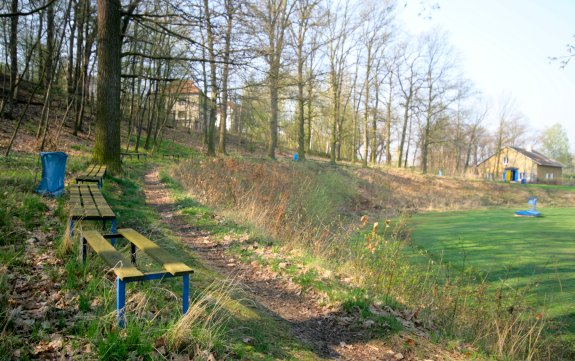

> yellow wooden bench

[
  {"left": 81, "top": 228, "right": 193, "bottom": 327},
  {"left": 69, "top": 184, "right": 116, "bottom": 237},
  {"left": 75, "top": 164, "right": 107, "bottom": 188}
]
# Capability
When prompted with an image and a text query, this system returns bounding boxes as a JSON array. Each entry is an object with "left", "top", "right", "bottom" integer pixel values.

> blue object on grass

[
  {"left": 515, "top": 196, "right": 541, "bottom": 217},
  {"left": 294, "top": 153, "right": 299, "bottom": 161},
  {"left": 36, "top": 152, "right": 68, "bottom": 197}
]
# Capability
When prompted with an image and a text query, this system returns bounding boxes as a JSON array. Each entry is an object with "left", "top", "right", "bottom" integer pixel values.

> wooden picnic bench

[
  {"left": 162, "top": 153, "right": 182, "bottom": 161},
  {"left": 75, "top": 164, "right": 107, "bottom": 188},
  {"left": 69, "top": 184, "right": 116, "bottom": 237},
  {"left": 81, "top": 228, "right": 193, "bottom": 327},
  {"left": 121, "top": 152, "right": 148, "bottom": 161}
]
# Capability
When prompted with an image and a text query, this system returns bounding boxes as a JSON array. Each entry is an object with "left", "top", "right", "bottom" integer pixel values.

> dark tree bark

[{"left": 93, "top": 0, "right": 122, "bottom": 172}]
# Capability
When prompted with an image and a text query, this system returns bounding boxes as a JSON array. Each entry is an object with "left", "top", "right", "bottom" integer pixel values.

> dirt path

[{"left": 142, "top": 168, "right": 441, "bottom": 361}]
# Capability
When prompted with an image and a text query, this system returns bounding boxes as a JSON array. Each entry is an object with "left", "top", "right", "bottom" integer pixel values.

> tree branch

[{"left": 0, "top": 0, "right": 58, "bottom": 18}]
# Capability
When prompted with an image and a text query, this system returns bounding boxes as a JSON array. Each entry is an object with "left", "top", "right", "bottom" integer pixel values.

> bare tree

[
  {"left": 290, "top": 0, "right": 320, "bottom": 160},
  {"left": 325, "top": 0, "right": 353, "bottom": 165},
  {"left": 245, "top": 0, "right": 295, "bottom": 159},
  {"left": 418, "top": 30, "right": 458, "bottom": 174},
  {"left": 218, "top": 0, "right": 237, "bottom": 155},
  {"left": 396, "top": 43, "right": 422, "bottom": 168}
]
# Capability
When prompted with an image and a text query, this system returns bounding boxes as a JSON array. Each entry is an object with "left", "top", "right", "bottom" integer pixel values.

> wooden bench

[
  {"left": 81, "top": 228, "right": 193, "bottom": 327},
  {"left": 121, "top": 152, "right": 148, "bottom": 161},
  {"left": 162, "top": 153, "right": 182, "bottom": 161},
  {"left": 75, "top": 164, "right": 107, "bottom": 188},
  {"left": 69, "top": 184, "right": 116, "bottom": 237}
]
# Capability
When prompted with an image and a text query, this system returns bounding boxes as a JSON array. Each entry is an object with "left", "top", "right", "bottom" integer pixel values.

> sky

[{"left": 397, "top": 0, "right": 575, "bottom": 151}]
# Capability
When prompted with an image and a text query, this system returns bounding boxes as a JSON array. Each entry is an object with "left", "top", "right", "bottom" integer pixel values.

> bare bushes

[{"left": 171, "top": 158, "right": 356, "bottom": 255}]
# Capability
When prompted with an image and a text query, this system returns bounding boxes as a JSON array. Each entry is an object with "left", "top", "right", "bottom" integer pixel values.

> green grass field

[{"left": 409, "top": 207, "right": 575, "bottom": 333}]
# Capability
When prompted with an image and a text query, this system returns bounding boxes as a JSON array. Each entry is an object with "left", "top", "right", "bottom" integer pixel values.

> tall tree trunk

[
  {"left": 203, "top": 0, "right": 217, "bottom": 156},
  {"left": 73, "top": 0, "right": 85, "bottom": 135},
  {"left": 371, "top": 72, "right": 380, "bottom": 164},
  {"left": 385, "top": 72, "right": 392, "bottom": 165},
  {"left": 45, "top": 0, "right": 54, "bottom": 88},
  {"left": 269, "top": 71, "right": 279, "bottom": 159},
  {"left": 5, "top": 0, "right": 19, "bottom": 119},
  {"left": 306, "top": 64, "right": 313, "bottom": 153},
  {"left": 218, "top": 0, "right": 234, "bottom": 155},
  {"left": 296, "top": 41, "right": 306, "bottom": 160},
  {"left": 362, "top": 45, "right": 371, "bottom": 168},
  {"left": 421, "top": 79, "right": 433, "bottom": 174},
  {"left": 94, "top": 0, "right": 122, "bottom": 172}
]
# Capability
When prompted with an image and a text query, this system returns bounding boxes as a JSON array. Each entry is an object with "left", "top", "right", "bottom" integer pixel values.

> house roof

[
  {"left": 166, "top": 80, "right": 202, "bottom": 95},
  {"left": 476, "top": 146, "right": 564, "bottom": 168},
  {"left": 510, "top": 147, "right": 564, "bottom": 168}
]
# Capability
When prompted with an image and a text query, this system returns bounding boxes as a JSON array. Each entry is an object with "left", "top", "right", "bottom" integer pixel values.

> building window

[
  {"left": 503, "top": 156, "right": 508, "bottom": 164},
  {"left": 177, "top": 111, "right": 186, "bottom": 119}
]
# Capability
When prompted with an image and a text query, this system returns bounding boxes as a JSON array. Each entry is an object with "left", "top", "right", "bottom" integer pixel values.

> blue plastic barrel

[{"left": 36, "top": 152, "right": 68, "bottom": 197}]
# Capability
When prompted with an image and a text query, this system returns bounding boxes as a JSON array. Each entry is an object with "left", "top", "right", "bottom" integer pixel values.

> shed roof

[
  {"left": 476, "top": 146, "right": 564, "bottom": 168},
  {"left": 510, "top": 147, "right": 564, "bottom": 168}
]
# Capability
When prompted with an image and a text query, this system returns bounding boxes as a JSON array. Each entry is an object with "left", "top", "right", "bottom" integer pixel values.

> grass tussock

[{"left": 167, "top": 279, "right": 235, "bottom": 354}]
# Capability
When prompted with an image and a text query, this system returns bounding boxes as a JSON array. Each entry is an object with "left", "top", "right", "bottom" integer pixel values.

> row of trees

[{"left": 1, "top": 0, "right": 571, "bottom": 174}]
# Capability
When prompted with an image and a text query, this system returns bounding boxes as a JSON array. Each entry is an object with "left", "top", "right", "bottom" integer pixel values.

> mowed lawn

[{"left": 409, "top": 207, "right": 575, "bottom": 332}]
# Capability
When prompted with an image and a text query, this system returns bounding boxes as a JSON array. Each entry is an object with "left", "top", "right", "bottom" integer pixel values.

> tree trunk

[
  {"left": 371, "top": 72, "right": 380, "bottom": 164},
  {"left": 204, "top": 0, "right": 217, "bottom": 156},
  {"left": 362, "top": 46, "right": 371, "bottom": 168},
  {"left": 93, "top": 0, "right": 122, "bottom": 172},
  {"left": 269, "top": 71, "right": 279, "bottom": 159},
  {"left": 73, "top": 0, "right": 85, "bottom": 135},
  {"left": 5, "top": 0, "right": 19, "bottom": 119},
  {"left": 218, "top": 0, "right": 234, "bottom": 155},
  {"left": 385, "top": 72, "right": 392, "bottom": 165}
]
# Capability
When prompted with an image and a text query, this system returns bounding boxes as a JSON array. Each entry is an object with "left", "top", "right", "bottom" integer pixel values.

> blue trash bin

[{"left": 36, "top": 152, "right": 68, "bottom": 197}]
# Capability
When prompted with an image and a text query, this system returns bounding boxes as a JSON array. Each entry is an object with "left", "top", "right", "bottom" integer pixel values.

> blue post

[
  {"left": 111, "top": 219, "right": 117, "bottom": 246},
  {"left": 182, "top": 273, "right": 190, "bottom": 314},
  {"left": 70, "top": 220, "right": 75, "bottom": 237},
  {"left": 117, "top": 277, "right": 126, "bottom": 328}
]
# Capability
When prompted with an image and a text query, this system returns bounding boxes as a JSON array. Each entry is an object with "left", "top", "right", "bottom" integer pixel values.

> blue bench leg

[
  {"left": 111, "top": 219, "right": 117, "bottom": 246},
  {"left": 183, "top": 274, "right": 190, "bottom": 314},
  {"left": 70, "top": 220, "right": 75, "bottom": 237},
  {"left": 117, "top": 277, "right": 126, "bottom": 328}
]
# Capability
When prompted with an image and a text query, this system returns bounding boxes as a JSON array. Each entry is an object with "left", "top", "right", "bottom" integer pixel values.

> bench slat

[
  {"left": 118, "top": 228, "right": 193, "bottom": 276},
  {"left": 69, "top": 185, "right": 116, "bottom": 219},
  {"left": 83, "top": 230, "right": 143, "bottom": 280}
]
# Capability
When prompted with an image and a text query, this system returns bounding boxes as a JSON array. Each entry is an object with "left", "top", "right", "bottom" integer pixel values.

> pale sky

[{"left": 397, "top": 0, "right": 575, "bottom": 150}]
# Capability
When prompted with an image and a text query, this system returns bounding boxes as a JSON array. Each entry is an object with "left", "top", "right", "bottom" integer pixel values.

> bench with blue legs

[
  {"left": 75, "top": 164, "right": 107, "bottom": 188},
  {"left": 69, "top": 184, "right": 116, "bottom": 237},
  {"left": 81, "top": 228, "right": 193, "bottom": 327},
  {"left": 121, "top": 152, "right": 148, "bottom": 162}
]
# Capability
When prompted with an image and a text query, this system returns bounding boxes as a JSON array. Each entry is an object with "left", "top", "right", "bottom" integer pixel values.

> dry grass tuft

[{"left": 167, "top": 279, "right": 236, "bottom": 353}]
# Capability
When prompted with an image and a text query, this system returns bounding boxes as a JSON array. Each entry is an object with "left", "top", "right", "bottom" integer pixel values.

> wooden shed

[{"left": 476, "top": 146, "right": 563, "bottom": 184}]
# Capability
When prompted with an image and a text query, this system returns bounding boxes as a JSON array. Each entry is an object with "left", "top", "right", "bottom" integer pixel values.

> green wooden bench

[
  {"left": 69, "top": 184, "right": 116, "bottom": 237},
  {"left": 121, "top": 152, "right": 148, "bottom": 161},
  {"left": 75, "top": 164, "right": 107, "bottom": 188},
  {"left": 81, "top": 228, "right": 193, "bottom": 327}
]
